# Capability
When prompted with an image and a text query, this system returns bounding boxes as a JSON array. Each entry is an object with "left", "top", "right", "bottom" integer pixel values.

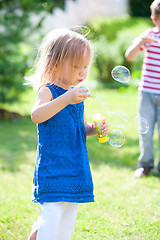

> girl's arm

[
  {"left": 84, "top": 113, "right": 109, "bottom": 137},
  {"left": 84, "top": 119, "right": 97, "bottom": 137},
  {"left": 125, "top": 38, "right": 144, "bottom": 61},
  {"left": 31, "top": 86, "right": 90, "bottom": 123},
  {"left": 125, "top": 34, "right": 151, "bottom": 61}
]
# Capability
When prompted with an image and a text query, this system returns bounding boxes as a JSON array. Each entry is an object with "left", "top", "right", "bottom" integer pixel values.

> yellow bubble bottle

[{"left": 93, "top": 113, "right": 108, "bottom": 143}]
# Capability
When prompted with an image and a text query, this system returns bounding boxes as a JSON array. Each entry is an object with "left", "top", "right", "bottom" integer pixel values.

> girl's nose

[
  {"left": 79, "top": 72, "right": 84, "bottom": 76},
  {"left": 79, "top": 68, "right": 86, "bottom": 76}
]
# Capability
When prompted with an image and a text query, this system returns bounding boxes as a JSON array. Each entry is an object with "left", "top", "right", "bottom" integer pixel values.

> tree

[
  {"left": 0, "top": 0, "right": 64, "bottom": 103},
  {"left": 129, "top": 0, "right": 153, "bottom": 17}
]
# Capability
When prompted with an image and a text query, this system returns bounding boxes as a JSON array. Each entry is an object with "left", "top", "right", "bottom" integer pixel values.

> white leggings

[{"left": 31, "top": 202, "right": 78, "bottom": 240}]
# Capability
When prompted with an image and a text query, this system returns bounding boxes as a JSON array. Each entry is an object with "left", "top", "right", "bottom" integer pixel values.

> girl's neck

[{"left": 52, "top": 79, "right": 72, "bottom": 90}]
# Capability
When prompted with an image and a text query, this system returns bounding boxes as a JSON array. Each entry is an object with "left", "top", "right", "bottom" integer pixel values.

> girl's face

[
  {"left": 151, "top": 15, "right": 160, "bottom": 29},
  {"left": 56, "top": 49, "right": 91, "bottom": 89}
]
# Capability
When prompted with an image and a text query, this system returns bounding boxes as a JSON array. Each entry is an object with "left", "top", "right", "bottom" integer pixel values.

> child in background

[
  {"left": 125, "top": 0, "right": 160, "bottom": 177},
  {"left": 27, "top": 28, "right": 109, "bottom": 240}
]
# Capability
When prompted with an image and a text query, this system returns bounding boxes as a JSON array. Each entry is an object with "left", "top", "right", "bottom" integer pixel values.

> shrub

[
  {"left": 88, "top": 17, "right": 153, "bottom": 85},
  {"left": 129, "top": 0, "right": 153, "bottom": 17}
]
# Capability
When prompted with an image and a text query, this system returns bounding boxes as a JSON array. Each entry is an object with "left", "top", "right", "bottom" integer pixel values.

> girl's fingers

[
  {"left": 101, "top": 121, "right": 109, "bottom": 134},
  {"left": 79, "top": 88, "right": 89, "bottom": 92},
  {"left": 102, "top": 117, "right": 106, "bottom": 122},
  {"left": 80, "top": 93, "right": 91, "bottom": 99}
]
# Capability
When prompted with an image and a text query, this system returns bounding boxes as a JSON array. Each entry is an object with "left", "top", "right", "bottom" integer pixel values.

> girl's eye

[{"left": 74, "top": 65, "right": 88, "bottom": 69}]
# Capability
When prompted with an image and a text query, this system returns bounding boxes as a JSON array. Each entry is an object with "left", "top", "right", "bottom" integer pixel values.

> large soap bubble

[
  {"left": 108, "top": 111, "right": 129, "bottom": 128},
  {"left": 108, "top": 129, "right": 125, "bottom": 147},
  {"left": 133, "top": 116, "right": 149, "bottom": 134},
  {"left": 111, "top": 66, "right": 131, "bottom": 83}
]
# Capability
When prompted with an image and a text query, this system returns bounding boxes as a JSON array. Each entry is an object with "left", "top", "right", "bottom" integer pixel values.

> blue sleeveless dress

[{"left": 32, "top": 84, "right": 94, "bottom": 203}]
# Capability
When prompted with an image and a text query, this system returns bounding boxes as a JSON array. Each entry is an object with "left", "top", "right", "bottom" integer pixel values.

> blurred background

[
  {"left": 0, "top": 0, "right": 153, "bottom": 118},
  {"left": 2, "top": 2, "right": 160, "bottom": 240}
]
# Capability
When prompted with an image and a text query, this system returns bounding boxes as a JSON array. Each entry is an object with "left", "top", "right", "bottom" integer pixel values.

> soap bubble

[
  {"left": 122, "top": 113, "right": 129, "bottom": 122},
  {"left": 111, "top": 66, "right": 131, "bottom": 83},
  {"left": 108, "top": 129, "right": 125, "bottom": 147},
  {"left": 91, "top": 91, "right": 98, "bottom": 100},
  {"left": 90, "top": 91, "right": 103, "bottom": 105},
  {"left": 133, "top": 116, "right": 149, "bottom": 134},
  {"left": 100, "top": 101, "right": 110, "bottom": 115},
  {"left": 72, "top": 25, "right": 91, "bottom": 38},
  {"left": 108, "top": 111, "right": 129, "bottom": 128}
]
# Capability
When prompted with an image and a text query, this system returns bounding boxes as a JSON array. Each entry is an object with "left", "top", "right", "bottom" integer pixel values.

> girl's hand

[
  {"left": 65, "top": 87, "right": 91, "bottom": 105},
  {"left": 92, "top": 118, "right": 109, "bottom": 136},
  {"left": 101, "top": 118, "right": 109, "bottom": 136},
  {"left": 140, "top": 33, "right": 153, "bottom": 45}
]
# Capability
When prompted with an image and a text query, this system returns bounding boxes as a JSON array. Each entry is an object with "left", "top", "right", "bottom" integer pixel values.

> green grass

[
  {"left": 0, "top": 87, "right": 37, "bottom": 117},
  {"left": 0, "top": 87, "right": 160, "bottom": 240}
]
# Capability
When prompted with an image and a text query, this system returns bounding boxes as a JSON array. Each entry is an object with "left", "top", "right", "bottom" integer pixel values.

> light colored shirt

[{"left": 139, "top": 27, "right": 160, "bottom": 94}]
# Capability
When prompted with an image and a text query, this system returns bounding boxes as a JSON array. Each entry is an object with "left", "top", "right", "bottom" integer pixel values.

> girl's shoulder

[{"left": 37, "top": 85, "right": 53, "bottom": 101}]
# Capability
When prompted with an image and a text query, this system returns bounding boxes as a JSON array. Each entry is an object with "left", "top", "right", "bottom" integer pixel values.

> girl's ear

[
  {"left": 151, "top": 15, "right": 156, "bottom": 25},
  {"left": 55, "top": 61, "right": 60, "bottom": 70}
]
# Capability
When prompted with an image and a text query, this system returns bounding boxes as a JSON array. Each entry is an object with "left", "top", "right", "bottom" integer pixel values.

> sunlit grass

[
  {"left": 0, "top": 87, "right": 160, "bottom": 239},
  {"left": 0, "top": 87, "right": 36, "bottom": 116}
]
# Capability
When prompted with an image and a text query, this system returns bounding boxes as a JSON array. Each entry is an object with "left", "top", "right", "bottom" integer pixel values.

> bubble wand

[
  {"left": 79, "top": 86, "right": 125, "bottom": 147},
  {"left": 92, "top": 113, "right": 109, "bottom": 143},
  {"left": 146, "top": 34, "right": 160, "bottom": 44},
  {"left": 152, "top": 38, "right": 160, "bottom": 44}
]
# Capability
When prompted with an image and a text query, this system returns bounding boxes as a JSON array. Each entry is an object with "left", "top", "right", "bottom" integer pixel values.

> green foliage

[
  {"left": 93, "top": 36, "right": 123, "bottom": 83},
  {"left": 129, "top": 0, "right": 153, "bottom": 17},
  {"left": 0, "top": 0, "right": 64, "bottom": 104},
  {"left": 0, "top": 0, "right": 65, "bottom": 13},
  {"left": 0, "top": 7, "right": 30, "bottom": 102},
  {"left": 88, "top": 17, "right": 153, "bottom": 85}
]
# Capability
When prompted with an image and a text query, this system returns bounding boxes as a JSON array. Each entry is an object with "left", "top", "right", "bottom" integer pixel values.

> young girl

[{"left": 28, "top": 28, "right": 109, "bottom": 240}]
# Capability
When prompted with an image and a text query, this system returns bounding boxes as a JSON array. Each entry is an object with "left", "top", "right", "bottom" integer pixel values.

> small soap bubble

[
  {"left": 108, "top": 111, "right": 129, "bottom": 128},
  {"left": 91, "top": 91, "right": 98, "bottom": 100},
  {"left": 90, "top": 91, "right": 103, "bottom": 105},
  {"left": 111, "top": 66, "right": 131, "bottom": 83},
  {"left": 108, "top": 129, "right": 125, "bottom": 147},
  {"left": 122, "top": 113, "right": 129, "bottom": 122},
  {"left": 133, "top": 116, "right": 149, "bottom": 134},
  {"left": 72, "top": 25, "right": 91, "bottom": 38},
  {"left": 100, "top": 101, "right": 110, "bottom": 115}
]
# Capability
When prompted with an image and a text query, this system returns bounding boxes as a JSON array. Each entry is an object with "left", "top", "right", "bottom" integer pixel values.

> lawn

[{"left": 0, "top": 87, "right": 160, "bottom": 240}]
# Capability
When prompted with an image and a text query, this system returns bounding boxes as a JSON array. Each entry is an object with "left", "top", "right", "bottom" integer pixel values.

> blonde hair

[
  {"left": 25, "top": 28, "right": 92, "bottom": 90},
  {"left": 150, "top": 0, "right": 160, "bottom": 18}
]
